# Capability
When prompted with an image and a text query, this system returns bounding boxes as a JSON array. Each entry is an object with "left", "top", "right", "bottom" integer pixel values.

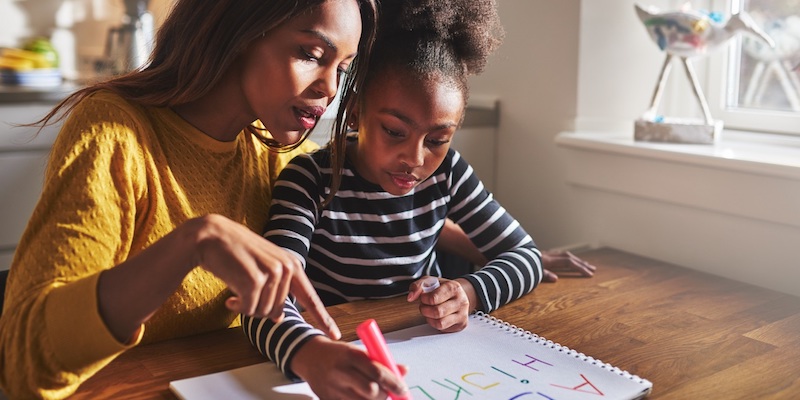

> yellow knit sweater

[{"left": 0, "top": 91, "right": 317, "bottom": 399}]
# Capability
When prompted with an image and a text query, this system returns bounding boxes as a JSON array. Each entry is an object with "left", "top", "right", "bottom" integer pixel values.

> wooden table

[{"left": 72, "top": 247, "right": 800, "bottom": 399}]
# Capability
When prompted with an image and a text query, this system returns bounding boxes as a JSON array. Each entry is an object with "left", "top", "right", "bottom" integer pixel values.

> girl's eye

[
  {"left": 383, "top": 126, "right": 403, "bottom": 138},
  {"left": 427, "top": 138, "right": 450, "bottom": 147}
]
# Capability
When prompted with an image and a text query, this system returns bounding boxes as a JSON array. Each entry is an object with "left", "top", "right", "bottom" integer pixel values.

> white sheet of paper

[
  {"left": 170, "top": 315, "right": 651, "bottom": 400},
  {"left": 170, "top": 362, "right": 315, "bottom": 400}
]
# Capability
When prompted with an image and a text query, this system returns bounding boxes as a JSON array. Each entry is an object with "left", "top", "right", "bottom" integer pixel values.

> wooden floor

[{"left": 503, "top": 248, "right": 800, "bottom": 399}]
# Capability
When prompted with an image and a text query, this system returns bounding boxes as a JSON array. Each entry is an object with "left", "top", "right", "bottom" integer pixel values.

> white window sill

[
  {"left": 555, "top": 129, "right": 800, "bottom": 182},
  {"left": 555, "top": 128, "right": 800, "bottom": 230}
]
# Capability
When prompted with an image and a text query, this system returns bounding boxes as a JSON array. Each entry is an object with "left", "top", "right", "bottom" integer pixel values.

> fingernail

[{"left": 327, "top": 317, "right": 341, "bottom": 339}]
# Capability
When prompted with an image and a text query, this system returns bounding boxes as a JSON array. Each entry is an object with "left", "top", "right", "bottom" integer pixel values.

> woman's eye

[{"left": 301, "top": 47, "right": 322, "bottom": 61}]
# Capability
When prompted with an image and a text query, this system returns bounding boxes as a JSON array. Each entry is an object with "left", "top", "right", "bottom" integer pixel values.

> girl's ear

[{"left": 347, "top": 104, "right": 360, "bottom": 129}]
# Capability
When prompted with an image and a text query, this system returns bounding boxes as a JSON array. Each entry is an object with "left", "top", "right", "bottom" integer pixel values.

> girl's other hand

[{"left": 540, "top": 249, "right": 596, "bottom": 282}]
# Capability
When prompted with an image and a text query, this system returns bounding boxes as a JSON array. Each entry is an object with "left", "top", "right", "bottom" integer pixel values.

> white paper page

[
  {"left": 170, "top": 315, "right": 651, "bottom": 400},
  {"left": 169, "top": 363, "right": 315, "bottom": 400}
]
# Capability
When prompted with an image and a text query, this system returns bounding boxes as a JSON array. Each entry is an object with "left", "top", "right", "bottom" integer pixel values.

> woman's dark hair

[{"left": 33, "top": 0, "right": 377, "bottom": 159}]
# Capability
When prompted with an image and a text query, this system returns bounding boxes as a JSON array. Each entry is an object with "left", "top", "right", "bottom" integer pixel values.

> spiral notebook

[{"left": 170, "top": 312, "right": 652, "bottom": 400}]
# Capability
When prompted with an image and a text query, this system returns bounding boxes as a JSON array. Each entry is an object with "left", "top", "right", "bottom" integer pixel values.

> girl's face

[
  {"left": 240, "top": 0, "right": 362, "bottom": 145},
  {"left": 351, "top": 70, "right": 465, "bottom": 196}
]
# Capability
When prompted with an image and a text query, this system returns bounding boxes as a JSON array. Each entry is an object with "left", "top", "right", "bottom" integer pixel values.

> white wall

[
  {"left": 469, "top": 1, "right": 584, "bottom": 250},
  {"left": 469, "top": 1, "right": 684, "bottom": 251}
]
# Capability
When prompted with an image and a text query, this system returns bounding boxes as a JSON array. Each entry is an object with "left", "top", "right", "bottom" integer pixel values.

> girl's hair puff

[{"left": 364, "top": 0, "right": 503, "bottom": 100}]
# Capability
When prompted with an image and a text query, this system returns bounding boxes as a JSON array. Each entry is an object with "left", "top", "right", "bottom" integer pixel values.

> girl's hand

[
  {"left": 408, "top": 277, "right": 471, "bottom": 333},
  {"left": 291, "top": 336, "right": 410, "bottom": 400}
]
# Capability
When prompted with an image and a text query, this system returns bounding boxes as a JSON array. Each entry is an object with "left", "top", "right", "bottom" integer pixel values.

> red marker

[{"left": 356, "top": 319, "right": 411, "bottom": 400}]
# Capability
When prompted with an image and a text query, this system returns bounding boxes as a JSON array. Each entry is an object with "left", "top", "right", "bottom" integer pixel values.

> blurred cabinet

[{"left": 0, "top": 103, "right": 61, "bottom": 271}]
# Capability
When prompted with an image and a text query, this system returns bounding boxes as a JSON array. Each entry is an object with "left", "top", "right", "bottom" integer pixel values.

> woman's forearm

[
  {"left": 97, "top": 214, "right": 338, "bottom": 343},
  {"left": 97, "top": 218, "right": 202, "bottom": 343}
]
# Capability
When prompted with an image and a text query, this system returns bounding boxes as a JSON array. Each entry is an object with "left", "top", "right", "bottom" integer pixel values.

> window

[{"left": 706, "top": 0, "right": 800, "bottom": 135}]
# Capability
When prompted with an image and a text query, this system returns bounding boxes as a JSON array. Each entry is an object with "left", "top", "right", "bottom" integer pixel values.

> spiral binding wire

[{"left": 473, "top": 311, "right": 652, "bottom": 386}]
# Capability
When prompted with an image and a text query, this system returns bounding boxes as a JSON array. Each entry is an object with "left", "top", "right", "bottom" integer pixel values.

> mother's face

[{"left": 241, "top": 0, "right": 362, "bottom": 145}]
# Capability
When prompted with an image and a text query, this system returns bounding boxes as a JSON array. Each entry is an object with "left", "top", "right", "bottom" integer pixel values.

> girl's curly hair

[{"left": 365, "top": 0, "right": 504, "bottom": 99}]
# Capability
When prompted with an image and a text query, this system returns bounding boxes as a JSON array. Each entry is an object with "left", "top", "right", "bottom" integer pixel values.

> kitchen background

[
  {"left": 0, "top": 0, "right": 172, "bottom": 80},
  {"left": 1, "top": 0, "right": 798, "bottom": 298}
]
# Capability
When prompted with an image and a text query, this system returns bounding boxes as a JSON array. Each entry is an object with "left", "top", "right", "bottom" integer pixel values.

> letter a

[{"left": 551, "top": 374, "right": 604, "bottom": 395}]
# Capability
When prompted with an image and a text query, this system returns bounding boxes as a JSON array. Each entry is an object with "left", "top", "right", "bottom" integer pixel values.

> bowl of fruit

[{"left": 0, "top": 38, "right": 62, "bottom": 87}]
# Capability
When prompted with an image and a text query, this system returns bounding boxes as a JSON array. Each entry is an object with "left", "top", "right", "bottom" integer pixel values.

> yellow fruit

[
  {"left": 0, "top": 56, "right": 35, "bottom": 71},
  {"left": 1, "top": 48, "right": 52, "bottom": 68},
  {"left": 24, "top": 37, "right": 59, "bottom": 68}
]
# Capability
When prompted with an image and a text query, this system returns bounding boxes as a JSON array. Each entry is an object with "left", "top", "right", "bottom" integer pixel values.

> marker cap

[{"left": 421, "top": 277, "right": 440, "bottom": 293}]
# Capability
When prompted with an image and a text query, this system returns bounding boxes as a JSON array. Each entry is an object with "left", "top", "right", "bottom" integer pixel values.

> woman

[{"left": 0, "top": 0, "right": 377, "bottom": 398}]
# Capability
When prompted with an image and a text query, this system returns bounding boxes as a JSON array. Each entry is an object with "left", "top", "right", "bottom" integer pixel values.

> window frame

[{"left": 703, "top": 0, "right": 800, "bottom": 136}]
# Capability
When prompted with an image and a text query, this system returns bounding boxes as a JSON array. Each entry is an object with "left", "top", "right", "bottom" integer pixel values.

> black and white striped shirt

[{"left": 242, "top": 141, "right": 542, "bottom": 379}]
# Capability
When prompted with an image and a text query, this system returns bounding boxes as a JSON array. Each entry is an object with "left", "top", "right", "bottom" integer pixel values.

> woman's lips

[{"left": 295, "top": 106, "right": 326, "bottom": 130}]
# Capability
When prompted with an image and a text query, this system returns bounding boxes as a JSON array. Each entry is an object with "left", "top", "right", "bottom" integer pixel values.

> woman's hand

[
  {"left": 98, "top": 214, "right": 339, "bottom": 344},
  {"left": 190, "top": 214, "right": 339, "bottom": 337},
  {"left": 291, "top": 336, "right": 409, "bottom": 400},
  {"left": 540, "top": 249, "right": 596, "bottom": 282},
  {"left": 407, "top": 277, "right": 471, "bottom": 333},
  {"left": 437, "top": 219, "right": 596, "bottom": 284}
]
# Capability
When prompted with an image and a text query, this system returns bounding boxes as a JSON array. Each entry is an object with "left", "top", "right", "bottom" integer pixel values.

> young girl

[
  {"left": 242, "top": 0, "right": 542, "bottom": 398},
  {"left": 0, "top": 0, "right": 377, "bottom": 398}
]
